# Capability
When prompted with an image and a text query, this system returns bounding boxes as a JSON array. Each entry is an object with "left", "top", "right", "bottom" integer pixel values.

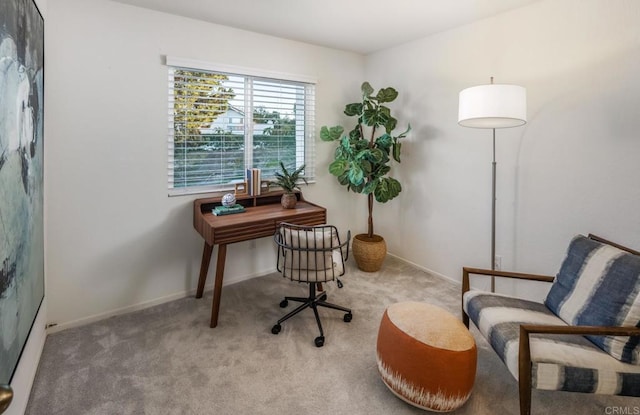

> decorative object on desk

[
  {"left": 270, "top": 161, "right": 308, "bottom": 209},
  {"left": 212, "top": 204, "right": 246, "bottom": 216},
  {"left": 321, "top": 82, "right": 411, "bottom": 272},
  {"left": 458, "top": 77, "right": 526, "bottom": 292},
  {"left": 260, "top": 180, "right": 271, "bottom": 194},
  {"left": 221, "top": 193, "right": 236, "bottom": 207},
  {"left": 234, "top": 181, "right": 248, "bottom": 196}
]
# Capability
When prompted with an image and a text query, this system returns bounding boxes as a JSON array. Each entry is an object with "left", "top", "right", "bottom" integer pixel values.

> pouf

[{"left": 376, "top": 301, "right": 477, "bottom": 412}]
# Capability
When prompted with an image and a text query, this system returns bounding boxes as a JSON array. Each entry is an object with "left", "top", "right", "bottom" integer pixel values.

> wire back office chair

[{"left": 271, "top": 223, "right": 352, "bottom": 347}]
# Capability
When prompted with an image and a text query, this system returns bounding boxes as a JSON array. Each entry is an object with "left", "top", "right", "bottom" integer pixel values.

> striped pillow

[{"left": 545, "top": 235, "right": 640, "bottom": 364}]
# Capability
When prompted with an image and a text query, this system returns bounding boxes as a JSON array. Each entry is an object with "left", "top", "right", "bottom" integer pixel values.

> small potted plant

[{"left": 271, "top": 161, "right": 308, "bottom": 208}]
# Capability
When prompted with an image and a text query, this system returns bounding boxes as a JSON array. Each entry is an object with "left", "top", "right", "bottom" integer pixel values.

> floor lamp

[{"left": 458, "top": 78, "right": 527, "bottom": 292}]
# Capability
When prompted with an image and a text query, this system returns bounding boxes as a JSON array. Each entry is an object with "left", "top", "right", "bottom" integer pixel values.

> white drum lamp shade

[{"left": 458, "top": 84, "right": 527, "bottom": 129}]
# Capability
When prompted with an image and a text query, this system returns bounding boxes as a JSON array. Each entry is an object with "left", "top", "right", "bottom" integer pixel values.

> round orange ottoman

[{"left": 376, "top": 302, "right": 477, "bottom": 412}]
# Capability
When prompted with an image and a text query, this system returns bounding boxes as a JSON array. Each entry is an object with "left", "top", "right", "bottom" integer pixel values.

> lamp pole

[
  {"left": 489, "top": 76, "right": 497, "bottom": 292},
  {"left": 491, "top": 127, "right": 497, "bottom": 292}
]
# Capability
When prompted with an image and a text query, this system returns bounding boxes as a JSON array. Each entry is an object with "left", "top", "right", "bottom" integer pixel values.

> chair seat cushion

[
  {"left": 280, "top": 226, "right": 344, "bottom": 281},
  {"left": 464, "top": 290, "right": 640, "bottom": 395},
  {"left": 544, "top": 235, "right": 640, "bottom": 364}
]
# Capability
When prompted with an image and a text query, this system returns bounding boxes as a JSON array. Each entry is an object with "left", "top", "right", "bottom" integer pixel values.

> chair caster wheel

[
  {"left": 279, "top": 300, "right": 288, "bottom": 308},
  {"left": 314, "top": 336, "right": 325, "bottom": 347},
  {"left": 272, "top": 324, "right": 281, "bottom": 334},
  {"left": 344, "top": 313, "right": 352, "bottom": 322},
  {"left": 319, "top": 294, "right": 328, "bottom": 302}
]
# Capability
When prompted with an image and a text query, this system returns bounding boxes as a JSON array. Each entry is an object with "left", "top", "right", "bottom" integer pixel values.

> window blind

[{"left": 167, "top": 60, "right": 315, "bottom": 195}]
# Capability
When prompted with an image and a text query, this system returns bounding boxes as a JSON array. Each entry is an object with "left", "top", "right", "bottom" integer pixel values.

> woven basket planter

[
  {"left": 352, "top": 234, "right": 387, "bottom": 272},
  {"left": 280, "top": 193, "right": 297, "bottom": 209}
]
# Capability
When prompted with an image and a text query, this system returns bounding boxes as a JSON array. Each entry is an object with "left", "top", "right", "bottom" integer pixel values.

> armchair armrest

[
  {"left": 518, "top": 324, "right": 640, "bottom": 415},
  {"left": 461, "top": 267, "right": 555, "bottom": 329},
  {"left": 462, "top": 267, "right": 555, "bottom": 294}
]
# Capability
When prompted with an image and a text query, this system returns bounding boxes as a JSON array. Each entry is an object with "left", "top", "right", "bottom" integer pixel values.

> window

[{"left": 167, "top": 57, "right": 316, "bottom": 195}]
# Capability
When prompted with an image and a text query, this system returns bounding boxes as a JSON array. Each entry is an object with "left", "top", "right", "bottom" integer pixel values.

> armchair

[{"left": 462, "top": 234, "right": 640, "bottom": 415}]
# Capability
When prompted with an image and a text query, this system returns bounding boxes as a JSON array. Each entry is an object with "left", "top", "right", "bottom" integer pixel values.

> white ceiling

[{"left": 111, "top": 0, "right": 540, "bottom": 54}]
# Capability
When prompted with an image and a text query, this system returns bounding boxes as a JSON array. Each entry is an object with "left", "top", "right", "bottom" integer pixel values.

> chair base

[{"left": 271, "top": 283, "right": 352, "bottom": 347}]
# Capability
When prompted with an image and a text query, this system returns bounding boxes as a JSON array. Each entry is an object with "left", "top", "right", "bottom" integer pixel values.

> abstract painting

[{"left": 0, "top": 0, "right": 45, "bottom": 383}]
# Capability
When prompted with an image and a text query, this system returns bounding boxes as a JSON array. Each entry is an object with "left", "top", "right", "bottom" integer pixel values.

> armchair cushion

[
  {"left": 544, "top": 235, "right": 640, "bottom": 364},
  {"left": 464, "top": 291, "right": 640, "bottom": 395}
]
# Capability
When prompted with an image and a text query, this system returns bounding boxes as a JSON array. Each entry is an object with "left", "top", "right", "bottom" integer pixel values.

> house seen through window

[{"left": 168, "top": 61, "right": 315, "bottom": 195}]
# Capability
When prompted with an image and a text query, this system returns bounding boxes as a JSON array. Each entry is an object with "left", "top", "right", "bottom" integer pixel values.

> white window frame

[{"left": 167, "top": 57, "right": 316, "bottom": 196}]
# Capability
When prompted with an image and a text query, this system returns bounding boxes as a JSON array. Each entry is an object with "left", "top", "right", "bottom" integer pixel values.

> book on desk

[{"left": 212, "top": 204, "right": 246, "bottom": 216}]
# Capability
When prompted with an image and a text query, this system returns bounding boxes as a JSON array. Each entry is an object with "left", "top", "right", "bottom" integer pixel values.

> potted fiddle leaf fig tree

[{"left": 321, "top": 82, "right": 410, "bottom": 272}]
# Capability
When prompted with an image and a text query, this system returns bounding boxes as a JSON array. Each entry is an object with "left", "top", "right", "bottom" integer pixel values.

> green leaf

[
  {"left": 340, "top": 136, "right": 352, "bottom": 152},
  {"left": 376, "top": 165, "right": 391, "bottom": 176},
  {"left": 385, "top": 116, "right": 397, "bottom": 133},
  {"left": 376, "top": 87, "right": 398, "bottom": 103},
  {"left": 348, "top": 165, "right": 365, "bottom": 185},
  {"left": 320, "top": 125, "right": 344, "bottom": 141},
  {"left": 363, "top": 179, "right": 377, "bottom": 195},
  {"left": 361, "top": 82, "right": 374, "bottom": 98},
  {"left": 355, "top": 138, "right": 369, "bottom": 151},
  {"left": 350, "top": 181, "right": 366, "bottom": 193},
  {"left": 368, "top": 148, "right": 384, "bottom": 163},
  {"left": 362, "top": 108, "right": 378, "bottom": 126},
  {"left": 375, "top": 134, "right": 393, "bottom": 151},
  {"left": 337, "top": 173, "right": 350, "bottom": 187},
  {"left": 348, "top": 127, "right": 361, "bottom": 140},
  {"left": 344, "top": 103, "right": 363, "bottom": 117},
  {"left": 374, "top": 177, "right": 402, "bottom": 203},
  {"left": 360, "top": 159, "right": 372, "bottom": 175},
  {"left": 392, "top": 142, "right": 402, "bottom": 163},
  {"left": 355, "top": 149, "right": 369, "bottom": 161},
  {"left": 329, "top": 159, "right": 348, "bottom": 176}
]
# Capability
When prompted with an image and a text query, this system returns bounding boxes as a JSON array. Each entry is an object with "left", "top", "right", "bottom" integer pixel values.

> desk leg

[
  {"left": 210, "top": 243, "right": 227, "bottom": 328},
  {"left": 196, "top": 242, "right": 214, "bottom": 299}
]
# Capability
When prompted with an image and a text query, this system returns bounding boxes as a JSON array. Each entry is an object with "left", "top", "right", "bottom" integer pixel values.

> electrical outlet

[{"left": 494, "top": 255, "right": 502, "bottom": 270}]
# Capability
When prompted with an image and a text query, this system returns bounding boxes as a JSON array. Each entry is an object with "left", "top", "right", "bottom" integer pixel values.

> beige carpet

[{"left": 26, "top": 256, "right": 638, "bottom": 414}]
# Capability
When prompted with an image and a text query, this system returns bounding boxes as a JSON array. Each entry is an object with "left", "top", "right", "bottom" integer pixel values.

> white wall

[
  {"left": 45, "top": 0, "right": 364, "bottom": 328},
  {"left": 366, "top": 0, "right": 640, "bottom": 300}
]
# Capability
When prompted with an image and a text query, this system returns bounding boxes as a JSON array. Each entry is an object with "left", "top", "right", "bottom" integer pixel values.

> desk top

[{"left": 193, "top": 192, "right": 326, "bottom": 245}]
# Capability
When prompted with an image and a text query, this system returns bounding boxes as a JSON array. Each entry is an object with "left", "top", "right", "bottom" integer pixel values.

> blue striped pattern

[
  {"left": 544, "top": 235, "right": 640, "bottom": 363},
  {"left": 464, "top": 291, "right": 640, "bottom": 395}
]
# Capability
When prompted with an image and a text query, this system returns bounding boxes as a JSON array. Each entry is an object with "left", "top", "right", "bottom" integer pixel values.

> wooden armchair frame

[{"left": 461, "top": 235, "right": 640, "bottom": 415}]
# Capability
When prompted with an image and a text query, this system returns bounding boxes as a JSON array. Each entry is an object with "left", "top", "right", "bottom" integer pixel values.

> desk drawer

[
  {"left": 213, "top": 220, "right": 275, "bottom": 245},
  {"left": 275, "top": 211, "right": 326, "bottom": 227}
]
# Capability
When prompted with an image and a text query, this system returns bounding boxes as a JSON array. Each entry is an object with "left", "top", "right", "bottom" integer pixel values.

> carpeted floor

[{"left": 26, "top": 256, "right": 639, "bottom": 414}]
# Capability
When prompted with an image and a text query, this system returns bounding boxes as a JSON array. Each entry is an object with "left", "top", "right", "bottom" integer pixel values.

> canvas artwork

[{"left": 0, "top": 0, "right": 45, "bottom": 383}]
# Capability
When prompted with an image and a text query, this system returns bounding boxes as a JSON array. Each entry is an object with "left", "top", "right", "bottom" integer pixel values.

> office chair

[{"left": 271, "top": 222, "right": 352, "bottom": 347}]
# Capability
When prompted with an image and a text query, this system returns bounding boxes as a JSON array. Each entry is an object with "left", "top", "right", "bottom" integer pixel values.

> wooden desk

[{"left": 193, "top": 191, "right": 326, "bottom": 327}]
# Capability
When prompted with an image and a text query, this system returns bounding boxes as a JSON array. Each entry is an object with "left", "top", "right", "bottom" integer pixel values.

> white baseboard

[
  {"left": 47, "top": 269, "right": 276, "bottom": 334},
  {"left": 386, "top": 251, "right": 460, "bottom": 286}
]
